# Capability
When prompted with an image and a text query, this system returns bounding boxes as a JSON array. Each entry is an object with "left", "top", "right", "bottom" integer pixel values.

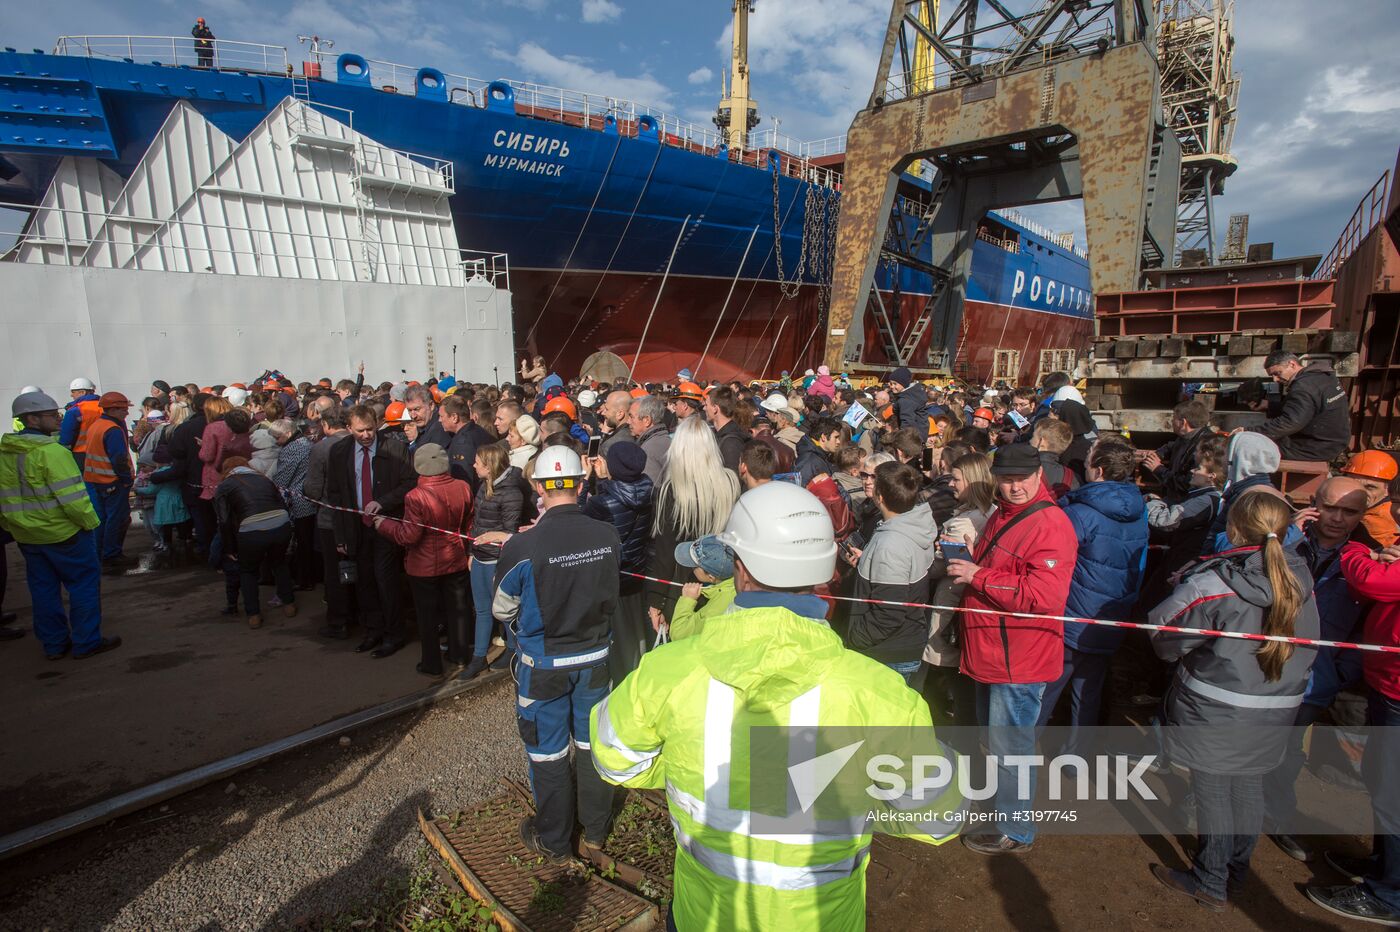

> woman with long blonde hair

[
  {"left": 644, "top": 416, "right": 740, "bottom": 619},
  {"left": 1147, "top": 490, "right": 1319, "bottom": 910}
]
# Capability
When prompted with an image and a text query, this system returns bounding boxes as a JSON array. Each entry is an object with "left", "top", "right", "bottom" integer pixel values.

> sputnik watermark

[
  {"left": 747, "top": 726, "right": 1381, "bottom": 836},
  {"left": 863, "top": 752, "right": 1159, "bottom": 804}
]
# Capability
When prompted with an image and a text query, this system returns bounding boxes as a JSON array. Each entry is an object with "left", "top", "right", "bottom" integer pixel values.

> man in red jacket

[
  {"left": 946, "top": 442, "right": 1078, "bottom": 854},
  {"left": 1305, "top": 541, "right": 1400, "bottom": 924}
]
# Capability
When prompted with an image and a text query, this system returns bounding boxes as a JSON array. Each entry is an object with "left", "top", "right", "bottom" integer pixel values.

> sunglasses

[{"left": 860, "top": 471, "right": 876, "bottom": 479}]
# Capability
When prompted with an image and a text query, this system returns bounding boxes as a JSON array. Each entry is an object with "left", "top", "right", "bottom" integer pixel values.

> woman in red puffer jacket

[{"left": 374, "top": 443, "right": 472, "bottom": 677}]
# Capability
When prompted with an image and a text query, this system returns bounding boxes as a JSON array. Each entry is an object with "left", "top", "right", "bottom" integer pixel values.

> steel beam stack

[{"left": 1084, "top": 256, "right": 1359, "bottom": 443}]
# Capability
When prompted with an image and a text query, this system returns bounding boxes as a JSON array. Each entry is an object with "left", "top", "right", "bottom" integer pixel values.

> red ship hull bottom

[
  {"left": 511, "top": 268, "right": 828, "bottom": 383},
  {"left": 956, "top": 300, "right": 1094, "bottom": 386},
  {"left": 857, "top": 297, "right": 1093, "bottom": 386},
  {"left": 510, "top": 270, "right": 1091, "bottom": 388}
]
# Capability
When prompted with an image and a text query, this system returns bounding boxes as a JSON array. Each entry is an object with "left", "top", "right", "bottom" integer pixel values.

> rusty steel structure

[
  {"left": 1155, "top": 0, "right": 1240, "bottom": 265},
  {"left": 824, "top": 0, "right": 1178, "bottom": 374}
]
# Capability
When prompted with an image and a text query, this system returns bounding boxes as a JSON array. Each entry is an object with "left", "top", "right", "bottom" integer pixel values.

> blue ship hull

[{"left": 0, "top": 48, "right": 1092, "bottom": 382}]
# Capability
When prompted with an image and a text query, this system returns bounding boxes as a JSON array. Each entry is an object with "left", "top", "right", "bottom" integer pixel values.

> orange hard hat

[
  {"left": 675, "top": 381, "right": 705, "bottom": 401},
  {"left": 200, "top": 386, "right": 214, "bottom": 394},
  {"left": 1343, "top": 450, "right": 1399, "bottom": 482},
  {"left": 543, "top": 395, "right": 578, "bottom": 421},
  {"left": 629, "top": 387, "right": 648, "bottom": 399},
  {"left": 98, "top": 391, "right": 131, "bottom": 409},
  {"left": 263, "top": 380, "right": 280, "bottom": 391},
  {"left": 231, "top": 382, "right": 247, "bottom": 390},
  {"left": 973, "top": 407, "right": 996, "bottom": 422},
  {"left": 430, "top": 387, "right": 444, "bottom": 402},
  {"left": 384, "top": 401, "right": 411, "bottom": 423}
]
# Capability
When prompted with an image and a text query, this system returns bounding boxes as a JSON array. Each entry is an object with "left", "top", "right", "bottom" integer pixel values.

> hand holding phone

[
  {"left": 940, "top": 540, "right": 970, "bottom": 563},
  {"left": 920, "top": 448, "right": 935, "bottom": 472},
  {"left": 587, "top": 435, "right": 602, "bottom": 458}
]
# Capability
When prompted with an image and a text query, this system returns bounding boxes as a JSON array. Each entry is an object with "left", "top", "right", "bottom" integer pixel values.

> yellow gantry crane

[{"left": 715, "top": 1, "right": 758, "bottom": 150}]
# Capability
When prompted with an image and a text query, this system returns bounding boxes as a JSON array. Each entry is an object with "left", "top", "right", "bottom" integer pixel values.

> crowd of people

[{"left": 0, "top": 352, "right": 1397, "bottom": 928}]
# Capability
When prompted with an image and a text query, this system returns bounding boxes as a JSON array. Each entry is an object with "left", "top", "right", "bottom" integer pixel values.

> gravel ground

[{"left": 0, "top": 675, "right": 526, "bottom": 932}]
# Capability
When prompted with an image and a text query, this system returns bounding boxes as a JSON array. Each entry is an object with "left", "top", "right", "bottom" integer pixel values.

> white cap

[
  {"left": 13, "top": 391, "right": 61, "bottom": 418},
  {"left": 222, "top": 387, "right": 249, "bottom": 406},
  {"left": 718, "top": 482, "right": 836, "bottom": 589},
  {"left": 760, "top": 393, "right": 790, "bottom": 414},
  {"left": 578, "top": 389, "right": 598, "bottom": 408},
  {"left": 69, "top": 377, "right": 95, "bottom": 392},
  {"left": 533, "top": 444, "right": 586, "bottom": 488}
]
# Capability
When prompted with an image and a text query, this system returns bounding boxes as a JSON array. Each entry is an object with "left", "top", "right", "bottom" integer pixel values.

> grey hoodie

[
  {"left": 1150, "top": 546, "right": 1319, "bottom": 774},
  {"left": 844, "top": 504, "right": 937, "bottom": 664}
]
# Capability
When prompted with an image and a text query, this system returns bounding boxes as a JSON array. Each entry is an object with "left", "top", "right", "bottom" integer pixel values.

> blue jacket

[
  {"left": 59, "top": 393, "right": 99, "bottom": 448},
  {"left": 581, "top": 474, "right": 654, "bottom": 572},
  {"left": 1294, "top": 532, "right": 1365, "bottom": 707},
  {"left": 1060, "top": 480, "right": 1149, "bottom": 654}
]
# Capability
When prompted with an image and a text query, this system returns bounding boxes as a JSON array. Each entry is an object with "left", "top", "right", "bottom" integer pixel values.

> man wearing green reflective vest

[
  {"left": 0, "top": 391, "right": 119, "bottom": 660},
  {"left": 591, "top": 482, "right": 960, "bottom": 931}
]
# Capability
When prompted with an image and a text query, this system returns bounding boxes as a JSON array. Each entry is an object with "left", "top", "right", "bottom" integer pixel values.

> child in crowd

[{"left": 655, "top": 534, "right": 736, "bottom": 641}]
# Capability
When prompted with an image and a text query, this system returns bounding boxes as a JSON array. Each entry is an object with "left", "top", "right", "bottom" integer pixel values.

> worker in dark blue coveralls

[{"left": 491, "top": 443, "right": 621, "bottom": 861}]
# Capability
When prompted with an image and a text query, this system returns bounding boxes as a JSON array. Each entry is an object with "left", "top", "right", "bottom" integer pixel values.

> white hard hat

[
  {"left": 718, "top": 482, "right": 836, "bottom": 589},
  {"left": 13, "top": 391, "right": 61, "bottom": 418},
  {"left": 760, "top": 393, "right": 794, "bottom": 418},
  {"left": 533, "top": 444, "right": 586, "bottom": 488},
  {"left": 69, "top": 377, "right": 95, "bottom": 392},
  {"left": 21, "top": 385, "right": 42, "bottom": 395},
  {"left": 222, "top": 387, "right": 249, "bottom": 406}
]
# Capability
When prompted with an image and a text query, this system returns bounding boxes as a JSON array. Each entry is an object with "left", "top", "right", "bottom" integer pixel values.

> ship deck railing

[
  {"left": 53, "top": 35, "right": 290, "bottom": 76},
  {"left": 42, "top": 35, "right": 845, "bottom": 190},
  {"left": 303, "top": 50, "right": 845, "bottom": 190},
  {"left": 977, "top": 229, "right": 1020, "bottom": 254},
  {"left": 0, "top": 199, "right": 509, "bottom": 291}
]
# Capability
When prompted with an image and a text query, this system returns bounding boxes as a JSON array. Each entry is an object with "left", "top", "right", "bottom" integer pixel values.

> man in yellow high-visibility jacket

[
  {"left": 0, "top": 391, "right": 120, "bottom": 659},
  {"left": 591, "top": 482, "right": 961, "bottom": 931}
]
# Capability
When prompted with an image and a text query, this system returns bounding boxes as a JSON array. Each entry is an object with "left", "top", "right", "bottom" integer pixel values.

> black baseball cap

[{"left": 990, "top": 443, "right": 1041, "bottom": 476}]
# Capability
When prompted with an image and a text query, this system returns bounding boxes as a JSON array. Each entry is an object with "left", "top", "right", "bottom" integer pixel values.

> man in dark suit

[
  {"left": 327, "top": 404, "right": 416, "bottom": 657},
  {"left": 439, "top": 394, "right": 493, "bottom": 492}
]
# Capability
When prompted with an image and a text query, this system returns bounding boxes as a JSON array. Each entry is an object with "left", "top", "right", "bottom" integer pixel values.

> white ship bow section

[{"left": 1, "top": 97, "right": 514, "bottom": 400}]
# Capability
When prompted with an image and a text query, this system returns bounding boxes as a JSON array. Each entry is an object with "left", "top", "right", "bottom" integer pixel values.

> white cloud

[
  {"left": 581, "top": 0, "right": 622, "bottom": 23},
  {"left": 688, "top": 66, "right": 714, "bottom": 86},
  {"left": 508, "top": 41, "right": 672, "bottom": 109},
  {"left": 713, "top": 0, "right": 888, "bottom": 140}
]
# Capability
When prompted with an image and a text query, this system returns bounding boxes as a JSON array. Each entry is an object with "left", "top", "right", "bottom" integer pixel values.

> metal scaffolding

[{"left": 1155, "top": 0, "right": 1240, "bottom": 265}]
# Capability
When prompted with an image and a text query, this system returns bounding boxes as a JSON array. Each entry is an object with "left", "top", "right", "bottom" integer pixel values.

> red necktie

[{"left": 360, "top": 446, "right": 373, "bottom": 526}]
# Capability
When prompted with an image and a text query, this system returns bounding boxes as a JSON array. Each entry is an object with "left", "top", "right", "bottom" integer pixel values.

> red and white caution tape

[
  {"left": 196, "top": 480, "right": 1400, "bottom": 656},
  {"left": 620, "top": 571, "right": 1400, "bottom": 656}
]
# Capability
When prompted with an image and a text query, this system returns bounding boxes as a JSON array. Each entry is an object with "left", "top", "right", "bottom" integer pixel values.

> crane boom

[{"left": 714, "top": 2, "right": 759, "bottom": 149}]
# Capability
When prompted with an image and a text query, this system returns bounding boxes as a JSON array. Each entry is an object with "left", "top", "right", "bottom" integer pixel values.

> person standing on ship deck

[{"left": 192, "top": 18, "right": 215, "bottom": 68}]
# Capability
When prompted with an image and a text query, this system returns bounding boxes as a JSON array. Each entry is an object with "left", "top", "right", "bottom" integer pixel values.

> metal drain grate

[{"left": 420, "top": 792, "right": 660, "bottom": 932}]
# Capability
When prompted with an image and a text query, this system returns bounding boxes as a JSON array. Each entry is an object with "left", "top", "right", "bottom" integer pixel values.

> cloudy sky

[{"left": 2, "top": 0, "right": 1397, "bottom": 257}]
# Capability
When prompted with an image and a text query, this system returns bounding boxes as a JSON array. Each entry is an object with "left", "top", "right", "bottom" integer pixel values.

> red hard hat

[
  {"left": 1343, "top": 450, "right": 1399, "bottom": 482},
  {"left": 98, "top": 391, "right": 131, "bottom": 409},
  {"left": 973, "top": 407, "right": 996, "bottom": 421},
  {"left": 542, "top": 395, "right": 578, "bottom": 421}
]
